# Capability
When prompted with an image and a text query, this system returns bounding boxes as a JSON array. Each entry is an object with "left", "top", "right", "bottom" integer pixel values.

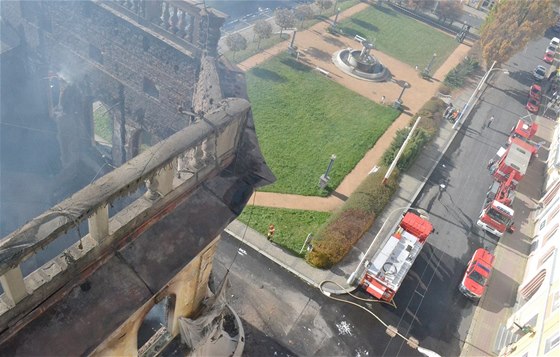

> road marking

[{"left": 237, "top": 248, "right": 247, "bottom": 256}]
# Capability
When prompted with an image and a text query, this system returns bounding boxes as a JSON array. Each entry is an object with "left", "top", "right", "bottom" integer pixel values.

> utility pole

[{"left": 383, "top": 116, "right": 421, "bottom": 185}]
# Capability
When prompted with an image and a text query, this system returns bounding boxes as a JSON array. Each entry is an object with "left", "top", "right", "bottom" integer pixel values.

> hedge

[
  {"left": 305, "top": 97, "right": 447, "bottom": 269},
  {"left": 305, "top": 166, "right": 400, "bottom": 268},
  {"left": 444, "top": 56, "right": 480, "bottom": 88}
]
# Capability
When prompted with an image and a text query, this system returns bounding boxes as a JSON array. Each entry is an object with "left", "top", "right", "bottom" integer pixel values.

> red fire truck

[
  {"left": 478, "top": 138, "right": 533, "bottom": 237},
  {"left": 360, "top": 211, "right": 433, "bottom": 302},
  {"left": 508, "top": 119, "right": 539, "bottom": 155},
  {"left": 477, "top": 173, "right": 516, "bottom": 237},
  {"left": 489, "top": 137, "right": 533, "bottom": 185}
]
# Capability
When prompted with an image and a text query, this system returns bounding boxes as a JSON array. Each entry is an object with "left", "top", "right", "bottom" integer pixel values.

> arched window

[{"left": 137, "top": 294, "right": 176, "bottom": 352}]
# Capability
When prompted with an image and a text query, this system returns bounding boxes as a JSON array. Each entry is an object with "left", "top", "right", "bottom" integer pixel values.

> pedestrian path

[{"left": 234, "top": 2, "right": 470, "bottom": 212}]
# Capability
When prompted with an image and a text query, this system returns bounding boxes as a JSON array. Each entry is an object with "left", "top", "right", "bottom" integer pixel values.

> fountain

[{"left": 332, "top": 40, "right": 389, "bottom": 81}]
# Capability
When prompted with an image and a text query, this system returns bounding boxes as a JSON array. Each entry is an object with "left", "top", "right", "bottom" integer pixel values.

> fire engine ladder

[
  {"left": 495, "top": 172, "right": 516, "bottom": 203},
  {"left": 391, "top": 242, "right": 423, "bottom": 288}
]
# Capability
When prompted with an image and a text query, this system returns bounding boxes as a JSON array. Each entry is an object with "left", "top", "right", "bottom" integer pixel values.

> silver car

[{"left": 533, "top": 65, "right": 547, "bottom": 81}]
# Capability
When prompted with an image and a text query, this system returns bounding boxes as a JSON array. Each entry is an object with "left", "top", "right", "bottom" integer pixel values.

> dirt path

[{"left": 237, "top": 3, "right": 471, "bottom": 212}]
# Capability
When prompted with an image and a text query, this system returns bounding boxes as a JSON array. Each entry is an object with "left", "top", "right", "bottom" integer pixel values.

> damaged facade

[{"left": 0, "top": 0, "right": 273, "bottom": 355}]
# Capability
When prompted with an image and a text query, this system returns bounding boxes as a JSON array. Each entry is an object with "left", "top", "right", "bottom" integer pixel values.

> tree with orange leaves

[{"left": 480, "top": 0, "right": 558, "bottom": 67}]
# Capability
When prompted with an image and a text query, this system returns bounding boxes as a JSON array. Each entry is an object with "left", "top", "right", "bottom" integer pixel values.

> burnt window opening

[
  {"left": 92, "top": 101, "right": 113, "bottom": 146},
  {"left": 143, "top": 77, "right": 159, "bottom": 99},
  {"left": 137, "top": 295, "right": 176, "bottom": 351},
  {"left": 89, "top": 44, "right": 104, "bottom": 64}
]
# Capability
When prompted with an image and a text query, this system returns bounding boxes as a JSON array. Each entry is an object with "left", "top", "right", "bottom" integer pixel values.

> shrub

[
  {"left": 306, "top": 167, "right": 399, "bottom": 268},
  {"left": 444, "top": 56, "right": 480, "bottom": 88},
  {"left": 438, "top": 84, "right": 452, "bottom": 95}
]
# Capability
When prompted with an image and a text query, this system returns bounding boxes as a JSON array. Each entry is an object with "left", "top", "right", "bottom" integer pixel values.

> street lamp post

[
  {"left": 397, "top": 81, "right": 410, "bottom": 102},
  {"left": 452, "top": 61, "right": 509, "bottom": 129},
  {"left": 422, "top": 53, "right": 437, "bottom": 78},
  {"left": 333, "top": 7, "right": 341, "bottom": 27},
  {"left": 319, "top": 154, "right": 336, "bottom": 189},
  {"left": 290, "top": 29, "right": 297, "bottom": 49},
  {"left": 393, "top": 81, "right": 410, "bottom": 109}
]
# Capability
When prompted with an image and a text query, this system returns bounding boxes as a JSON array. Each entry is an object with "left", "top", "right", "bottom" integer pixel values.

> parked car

[
  {"left": 544, "top": 51, "right": 555, "bottom": 63},
  {"left": 551, "top": 37, "right": 560, "bottom": 48},
  {"left": 529, "top": 84, "right": 542, "bottom": 100},
  {"left": 526, "top": 97, "right": 540, "bottom": 113},
  {"left": 533, "top": 65, "right": 547, "bottom": 81},
  {"left": 459, "top": 248, "right": 495, "bottom": 300}
]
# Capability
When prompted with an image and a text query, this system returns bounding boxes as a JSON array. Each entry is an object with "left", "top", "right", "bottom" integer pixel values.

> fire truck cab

[
  {"left": 360, "top": 211, "right": 433, "bottom": 302},
  {"left": 477, "top": 200, "right": 515, "bottom": 237},
  {"left": 459, "top": 248, "right": 495, "bottom": 300}
]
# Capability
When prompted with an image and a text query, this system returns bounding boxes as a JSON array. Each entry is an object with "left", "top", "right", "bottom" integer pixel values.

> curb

[{"left": 225, "top": 227, "right": 356, "bottom": 295}]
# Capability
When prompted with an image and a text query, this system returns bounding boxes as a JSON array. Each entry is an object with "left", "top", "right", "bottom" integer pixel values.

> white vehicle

[
  {"left": 533, "top": 65, "right": 547, "bottom": 81},
  {"left": 550, "top": 37, "right": 560, "bottom": 48}
]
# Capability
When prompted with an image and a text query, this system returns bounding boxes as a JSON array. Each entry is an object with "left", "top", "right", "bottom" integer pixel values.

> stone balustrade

[
  {"left": 99, "top": 0, "right": 226, "bottom": 57},
  {"left": 0, "top": 98, "right": 250, "bottom": 328}
]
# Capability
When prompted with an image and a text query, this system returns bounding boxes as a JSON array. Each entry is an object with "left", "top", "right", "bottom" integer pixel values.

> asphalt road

[
  {"left": 212, "top": 36, "right": 553, "bottom": 357},
  {"left": 214, "top": 233, "right": 424, "bottom": 357},
  {"left": 387, "top": 34, "right": 554, "bottom": 356}
]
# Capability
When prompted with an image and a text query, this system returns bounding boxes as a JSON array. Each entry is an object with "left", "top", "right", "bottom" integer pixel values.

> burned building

[{"left": 0, "top": 0, "right": 273, "bottom": 354}]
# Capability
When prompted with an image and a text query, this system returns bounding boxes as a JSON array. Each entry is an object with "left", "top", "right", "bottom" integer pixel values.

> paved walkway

[{"left": 236, "top": 2, "right": 470, "bottom": 212}]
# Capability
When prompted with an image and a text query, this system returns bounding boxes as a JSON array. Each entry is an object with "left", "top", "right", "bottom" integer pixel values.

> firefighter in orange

[{"left": 267, "top": 224, "right": 275, "bottom": 241}]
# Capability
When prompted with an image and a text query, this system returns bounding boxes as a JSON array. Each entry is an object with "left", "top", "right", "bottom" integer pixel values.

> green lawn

[
  {"left": 247, "top": 53, "right": 399, "bottom": 196},
  {"left": 339, "top": 4, "right": 458, "bottom": 71},
  {"left": 93, "top": 106, "right": 112, "bottom": 142},
  {"left": 238, "top": 206, "right": 331, "bottom": 256}
]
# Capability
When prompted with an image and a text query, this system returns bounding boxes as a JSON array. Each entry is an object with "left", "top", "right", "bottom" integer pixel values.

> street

[
  {"left": 379, "top": 34, "right": 551, "bottom": 356},
  {"left": 214, "top": 233, "right": 424, "bottom": 357}
]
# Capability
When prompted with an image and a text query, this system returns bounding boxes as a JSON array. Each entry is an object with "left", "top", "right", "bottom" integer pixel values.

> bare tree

[
  {"left": 225, "top": 33, "right": 247, "bottom": 59},
  {"left": 436, "top": 0, "right": 464, "bottom": 26},
  {"left": 315, "top": 0, "right": 333, "bottom": 15},
  {"left": 275, "top": 8, "right": 296, "bottom": 38},
  {"left": 295, "top": 4, "right": 314, "bottom": 28},
  {"left": 253, "top": 20, "right": 272, "bottom": 50},
  {"left": 406, "top": 0, "right": 435, "bottom": 12},
  {"left": 481, "top": 0, "right": 557, "bottom": 66}
]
